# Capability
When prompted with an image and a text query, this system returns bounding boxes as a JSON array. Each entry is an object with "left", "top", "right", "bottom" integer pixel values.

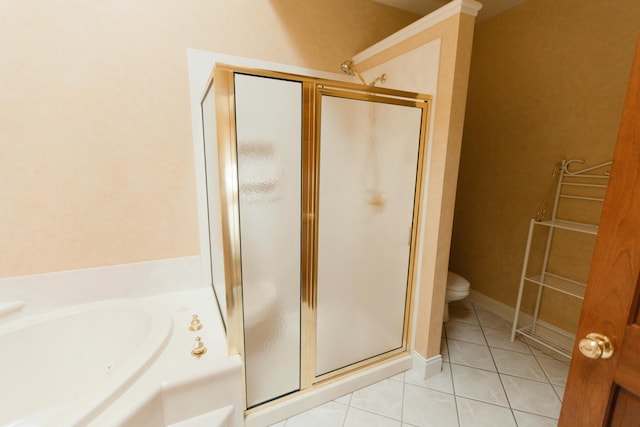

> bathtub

[{"left": 0, "top": 289, "right": 243, "bottom": 427}]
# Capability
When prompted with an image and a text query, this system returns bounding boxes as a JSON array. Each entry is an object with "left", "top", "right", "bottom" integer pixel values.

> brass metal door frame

[{"left": 208, "top": 64, "right": 431, "bottom": 410}]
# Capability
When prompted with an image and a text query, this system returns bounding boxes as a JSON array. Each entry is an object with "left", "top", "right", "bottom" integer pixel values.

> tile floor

[{"left": 270, "top": 300, "right": 570, "bottom": 427}]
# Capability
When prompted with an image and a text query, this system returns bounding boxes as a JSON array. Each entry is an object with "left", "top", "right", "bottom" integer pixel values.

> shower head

[
  {"left": 339, "top": 59, "right": 386, "bottom": 87},
  {"left": 340, "top": 59, "right": 366, "bottom": 85},
  {"left": 340, "top": 60, "right": 355, "bottom": 76}
]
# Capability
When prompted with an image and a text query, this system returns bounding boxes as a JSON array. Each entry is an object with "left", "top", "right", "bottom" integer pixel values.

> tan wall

[
  {"left": 451, "top": 0, "right": 640, "bottom": 332},
  {"left": 0, "top": 0, "right": 418, "bottom": 278}
]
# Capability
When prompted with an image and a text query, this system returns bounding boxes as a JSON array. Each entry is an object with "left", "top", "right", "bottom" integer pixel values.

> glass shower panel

[
  {"left": 315, "top": 95, "right": 422, "bottom": 376},
  {"left": 234, "top": 74, "right": 302, "bottom": 407},
  {"left": 201, "top": 82, "right": 227, "bottom": 327}
]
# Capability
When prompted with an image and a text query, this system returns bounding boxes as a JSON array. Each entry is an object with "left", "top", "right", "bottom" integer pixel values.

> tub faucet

[
  {"left": 189, "top": 314, "right": 202, "bottom": 331},
  {"left": 191, "top": 337, "right": 207, "bottom": 357}
]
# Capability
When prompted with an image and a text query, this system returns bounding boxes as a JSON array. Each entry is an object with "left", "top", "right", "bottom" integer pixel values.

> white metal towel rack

[{"left": 510, "top": 159, "right": 612, "bottom": 358}]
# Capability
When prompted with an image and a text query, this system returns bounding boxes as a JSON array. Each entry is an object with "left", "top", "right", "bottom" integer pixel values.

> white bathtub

[{"left": 0, "top": 289, "right": 243, "bottom": 427}]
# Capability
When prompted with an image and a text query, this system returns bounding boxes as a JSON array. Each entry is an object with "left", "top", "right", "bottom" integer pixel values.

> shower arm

[{"left": 354, "top": 71, "right": 368, "bottom": 86}]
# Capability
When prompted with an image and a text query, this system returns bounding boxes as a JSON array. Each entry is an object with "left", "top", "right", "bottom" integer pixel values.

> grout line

[
  {"left": 400, "top": 375, "right": 406, "bottom": 425},
  {"left": 341, "top": 392, "right": 353, "bottom": 406},
  {"left": 445, "top": 318, "right": 462, "bottom": 427},
  {"left": 463, "top": 305, "right": 566, "bottom": 385},
  {"left": 347, "top": 395, "right": 404, "bottom": 424},
  {"left": 509, "top": 409, "right": 519, "bottom": 426},
  {"left": 448, "top": 358, "right": 557, "bottom": 385},
  {"left": 551, "top": 383, "right": 565, "bottom": 402},
  {"left": 512, "top": 407, "right": 560, "bottom": 421},
  {"left": 454, "top": 395, "right": 462, "bottom": 426},
  {"left": 446, "top": 336, "right": 492, "bottom": 347},
  {"left": 446, "top": 350, "right": 498, "bottom": 373},
  {"left": 531, "top": 348, "right": 557, "bottom": 389},
  {"left": 473, "top": 303, "right": 564, "bottom": 420},
  {"left": 498, "top": 371, "right": 564, "bottom": 387},
  {"left": 455, "top": 394, "right": 512, "bottom": 410},
  {"left": 489, "top": 347, "right": 553, "bottom": 385},
  {"left": 473, "top": 302, "right": 516, "bottom": 419},
  {"left": 443, "top": 335, "right": 454, "bottom": 391},
  {"left": 531, "top": 352, "right": 567, "bottom": 402}
]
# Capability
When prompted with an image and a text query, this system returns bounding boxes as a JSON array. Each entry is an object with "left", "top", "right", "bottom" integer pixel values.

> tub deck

[{"left": 0, "top": 288, "right": 243, "bottom": 427}]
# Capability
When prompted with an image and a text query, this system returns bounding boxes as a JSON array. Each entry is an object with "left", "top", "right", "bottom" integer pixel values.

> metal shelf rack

[{"left": 510, "top": 159, "right": 611, "bottom": 358}]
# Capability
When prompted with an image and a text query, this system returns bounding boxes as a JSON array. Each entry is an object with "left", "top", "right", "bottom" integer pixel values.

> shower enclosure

[{"left": 201, "top": 65, "right": 431, "bottom": 409}]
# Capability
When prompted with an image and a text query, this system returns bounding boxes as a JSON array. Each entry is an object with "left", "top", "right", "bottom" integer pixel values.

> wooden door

[{"left": 559, "top": 37, "right": 640, "bottom": 426}]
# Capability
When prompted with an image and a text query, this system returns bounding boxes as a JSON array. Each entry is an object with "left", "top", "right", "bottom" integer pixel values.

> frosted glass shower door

[
  {"left": 200, "top": 80, "right": 227, "bottom": 327},
  {"left": 234, "top": 74, "right": 302, "bottom": 407},
  {"left": 315, "top": 94, "right": 423, "bottom": 376}
]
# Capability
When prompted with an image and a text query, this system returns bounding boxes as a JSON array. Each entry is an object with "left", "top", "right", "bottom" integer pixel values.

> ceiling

[{"left": 373, "top": 0, "right": 528, "bottom": 21}]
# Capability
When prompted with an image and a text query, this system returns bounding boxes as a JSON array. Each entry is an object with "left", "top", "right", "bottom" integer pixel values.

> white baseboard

[
  {"left": 0, "top": 255, "right": 204, "bottom": 322},
  {"left": 467, "top": 289, "right": 575, "bottom": 340},
  {"left": 412, "top": 351, "right": 443, "bottom": 380}
]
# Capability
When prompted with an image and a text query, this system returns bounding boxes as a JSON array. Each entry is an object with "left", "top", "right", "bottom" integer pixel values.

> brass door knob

[{"left": 578, "top": 333, "right": 614, "bottom": 359}]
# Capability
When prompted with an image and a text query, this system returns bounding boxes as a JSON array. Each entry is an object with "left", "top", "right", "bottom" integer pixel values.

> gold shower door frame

[{"left": 212, "top": 64, "right": 431, "bottom": 409}]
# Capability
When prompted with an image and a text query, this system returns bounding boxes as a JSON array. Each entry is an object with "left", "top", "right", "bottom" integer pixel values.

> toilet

[{"left": 444, "top": 271, "right": 470, "bottom": 322}]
